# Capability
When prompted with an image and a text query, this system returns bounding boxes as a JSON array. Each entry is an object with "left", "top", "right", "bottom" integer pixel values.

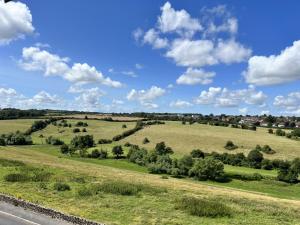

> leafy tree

[
  {"left": 177, "top": 155, "right": 194, "bottom": 175},
  {"left": 0, "top": 138, "right": 6, "bottom": 146},
  {"left": 122, "top": 124, "right": 127, "bottom": 128},
  {"left": 70, "top": 135, "right": 94, "bottom": 150},
  {"left": 247, "top": 149, "right": 263, "bottom": 168},
  {"left": 190, "top": 149, "right": 205, "bottom": 158},
  {"left": 60, "top": 144, "right": 69, "bottom": 154},
  {"left": 112, "top": 145, "right": 124, "bottom": 158},
  {"left": 73, "top": 128, "right": 80, "bottom": 133},
  {"left": 155, "top": 142, "right": 173, "bottom": 155},
  {"left": 189, "top": 157, "right": 224, "bottom": 181},
  {"left": 224, "top": 140, "right": 238, "bottom": 150}
]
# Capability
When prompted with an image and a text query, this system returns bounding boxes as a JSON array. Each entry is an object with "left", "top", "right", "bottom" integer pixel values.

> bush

[
  {"left": 261, "top": 145, "right": 276, "bottom": 154},
  {"left": 268, "top": 128, "right": 273, "bottom": 134},
  {"left": 127, "top": 146, "right": 148, "bottom": 166},
  {"left": 224, "top": 140, "right": 238, "bottom": 150},
  {"left": 175, "top": 196, "right": 232, "bottom": 218},
  {"left": 190, "top": 149, "right": 205, "bottom": 158},
  {"left": 155, "top": 142, "right": 173, "bottom": 155},
  {"left": 177, "top": 155, "right": 194, "bottom": 176},
  {"left": 276, "top": 129, "right": 286, "bottom": 136},
  {"left": 73, "top": 128, "right": 80, "bottom": 133},
  {"left": 70, "top": 135, "right": 95, "bottom": 150},
  {"left": 247, "top": 149, "right": 263, "bottom": 169},
  {"left": 75, "top": 121, "right": 88, "bottom": 127},
  {"left": 4, "top": 173, "right": 30, "bottom": 182},
  {"left": 60, "top": 144, "right": 69, "bottom": 154},
  {"left": 98, "top": 139, "right": 112, "bottom": 144},
  {"left": 143, "top": 137, "right": 150, "bottom": 144},
  {"left": 148, "top": 155, "right": 173, "bottom": 174},
  {"left": 122, "top": 124, "right": 127, "bottom": 128},
  {"left": 0, "top": 159, "right": 25, "bottom": 167},
  {"left": 53, "top": 182, "right": 71, "bottom": 191},
  {"left": 77, "top": 187, "right": 93, "bottom": 197},
  {"left": 228, "top": 172, "right": 263, "bottom": 181},
  {"left": 32, "top": 171, "right": 52, "bottom": 182},
  {"left": 82, "top": 128, "right": 87, "bottom": 132},
  {"left": 0, "top": 137, "right": 6, "bottom": 146},
  {"left": 112, "top": 145, "right": 124, "bottom": 158},
  {"left": 46, "top": 136, "right": 64, "bottom": 145},
  {"left": 189, "top": 157, "right": 224, "bottom": 181},
  {"left": 261, "top": 159, "right": 274, "bottom": 170}
]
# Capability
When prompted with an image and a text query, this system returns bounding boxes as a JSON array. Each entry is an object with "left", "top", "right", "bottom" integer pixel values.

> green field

[
  {"left": 31, "top": 119, "right": 136, "bottom": 144},
  {"left": 0, "top": 118, "right": 300, "bottom": 225},
  {"left": 121, "top": 121, "right": 300, "bottom": 160},
  {"left": 0, "top": 119, "right": 36, "bottom": 133}
]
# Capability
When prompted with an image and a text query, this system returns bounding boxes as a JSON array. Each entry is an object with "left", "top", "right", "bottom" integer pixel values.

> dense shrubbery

[
  {"left": 70, "top": 135, "right": 95, "bottom": 149},
  {"left": 112, "top": 145, "right": 124, "bottom": 158},
  {"left": 89, "top": 149, "right": 108, "bottom": 159},
  {"left": 45, "top": 136, "right": 64, "bottom": 145},
  {"left": 73, "top": 128, "right": 80, "bottom": 133},
  {"left": 54, "top": 182, "right": 71, "bottom": 191},
  {"left": 190, "top": 149, "right": 205, "bottom": 158},
  {"left": 0, "top": 131, "right": 32, "bottom": 145},
  {"left": 98, "top": 139, "right": 112, "bottom": 144},
  {"left": 0, "top": 108, "right": 46, "bottom": 120},
  {"left": 25, "top": 118, "right": 59, "bottom": 135},
  {"left": 75, "top": 121, "right": 88, "bottom": 127}
]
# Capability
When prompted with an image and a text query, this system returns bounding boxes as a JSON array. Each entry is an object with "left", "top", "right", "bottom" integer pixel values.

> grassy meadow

[
  {"left": 0, "top": 119, "right": 37, "bottom": 133},
  {"left": 122, "top": 121, "right": 300, "bottom": 160}
]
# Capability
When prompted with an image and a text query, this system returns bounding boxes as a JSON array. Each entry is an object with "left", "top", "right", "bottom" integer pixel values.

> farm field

[
  {"left": 0, "top": 119, "right": 36, "bottom": 133},
  {"left": 51, "top": 114, "right": 143, "bottom": 121},
  {"left": 31, "top": 120, "right": 136, "bottom": 144},
  {"left": 0, "top": 146, "right": 300, "bottom": 225},
  {"left": 122, "top": 121, "right": 300, "bottom": 160}
]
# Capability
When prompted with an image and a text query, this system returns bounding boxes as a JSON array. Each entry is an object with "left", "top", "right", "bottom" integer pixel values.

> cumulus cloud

[
  {"left": 19, "top": 47, "right": 122, "bottom": 88},
  {"left": 0, "top": 1, "right": 34, "bottom": 45},
  {"left": 244, "top": 40, "right": 300, "bottom": 85},
  {"left": 239, "top": 107, "right": 248, "bottom": 115},
  {"left": 169, "top": 100, "right": 192, "bottom": 108},
  {"left": 194, "top": 86, "right": 267, "bottom": 107},
  {"left": 75, "top": 87, "right": 104, "bottom": 107},
  {"left": 176, "top": 67, "right": 215, "bottom": 85},
  {"left": 158, "top": 2, "right": 202, "bottom": 37},
  {"left": 143, "top": 28, "right": 169, "bottom": 49},
  {"left": 127, "top": 86, "right": 166, "bottom": 109},
  {"left": 273, "top": 92, "right": 300, "bottom": 115}
]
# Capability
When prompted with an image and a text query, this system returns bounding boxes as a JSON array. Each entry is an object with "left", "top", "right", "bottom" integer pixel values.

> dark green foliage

[
  {"left": 155, "top": 142, "right": 173, "bottom": 155},
  {"left": 70, "top": 135, "right": 95, "bottom": 149},
  {"left": 54, "top": 182, "right": 71, "bottom": 191},
  {"left": 189, "top": 157, "right": 224, "bottom": 181},
  {"left": 148, "top": 154, "right": 173, "bottom": 174},
  {"left": 291, "top": 128, "right": 300, "bottom": 137},
  {"left": 3, "top": 132, "right": 32, "bottom": 145},
  {"left": 95, "top": 181, "right": 141, "bottom": 196},
  {"left": 77, "top": 187, "right": 93, "bottom": 197},
  {"left": 112, "top": 145, "right": 124, "bottom": 158},
  {"left": 75, "top": 121, "right": 88, "bottom": 127},
  {"left": 82, "top": 128, "right": 87, "bottom": 132},
  {"left": 98, "top": 139, "right": 112, "bottom": 144},
  {"left": 261, "top": 159, "right": 274, "bottom": 170},
  {"left": 127, "top": 146, "right": 148, "bottom": 166},
  {"left": 124, "top": 142, "right": 132, "bottom": 147},
  {"left": 4, "top": 173, "right": 30, "bottom": 182},
  {"left": 143, "top": 137, "right": 150, "bottom": 144},
  {"left": 73, "top": 128, "right": 80, "bottom": 133},
  {"left": 247, "top": 149, "right": 263, "bottom": 169},
  {"left": 261, "top": 145, "right": 276, "bottom": 154},
  {"left": 0, "top": 137, "right": 6, "bottom": 146},
  {"left": 175, "top": 196, "right": 232, "bottom": 218},
  {"left": 0, "top": 108, "right": 45, "bottom": 120},
  {"left": 46, "top": 136, "right": 64, "bottom": 145},
  {"left": 177, "top": 155, "right": 194, "bottom": 176},
  {"left": 277, "top": 158, "right": 300, "bottom": 183},
  {"left": 224, "top": 140, "right": 238, "bottom": 150},
  {"left": 190, "top": 149, "right": 205, "bottom": 158},
  {"left": 276, "top": 129, "right": 286, "bottom": 136},
  {"left": 89, "top": 149, "right": 107, "bottom": 159},
  {"left": 227, "top": 173, "right": 263, "bottom": 181},
  {"left": 122, "top": 124, "right": 127, "bottom": 128},
  {"left": 268, "top": 128, "right": 273, "bottom": 134},
  {"left": 60, "top": 144, "right": 69, "bottom": 154}
]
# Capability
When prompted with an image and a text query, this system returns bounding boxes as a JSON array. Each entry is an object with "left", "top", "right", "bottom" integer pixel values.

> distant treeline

[{"left": 0, "top": 108, "right": 46, "bottom": 120}]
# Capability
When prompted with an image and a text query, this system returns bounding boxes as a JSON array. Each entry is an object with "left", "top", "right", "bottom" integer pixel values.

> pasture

[
  {"left": 122, "top": 121, "right": 300, "bottom": 160},
  {"left": 0, "top": 119, "right": 36, "bottom": 133}
]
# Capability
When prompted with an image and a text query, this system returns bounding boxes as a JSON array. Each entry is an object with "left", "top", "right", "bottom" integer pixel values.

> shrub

[
  {"left": 32, "top": 171, "right": 52, "bottom": 182},
  {"left": 175, "top": 196, "right": 232, "bottom": 218},
  {"left": 224, "top": 140, "right": 238, "bottom": 150},
  {"left": 261, "top": 145, "right": 276, "bottom": 154},
  {"left": 268, "top": 128, "right": 273, "bottom": 134},
  {"left": 276, "top": 129, "right": 286, "bottom": 136},
  {"left": 177, "top": 155, "right": 194, "bottom": 176},
  {"left": 122, "top": 124, "right": 127, "bottom": 128},
  {"left": 54, "top": 182, "right": 71, "bottom": 191},
  {"left": 73, "top": 128, "right": 80, "bottom": 133},
  {"left": 228, "top": 172, "right": 263, "bottom": 181},
  {"left": 75, "top": 121, "right": 88, "bottom": 127},
  {"left": 77, "top": 187, "right": 93, "bottom": 197},
  {"left": 124, "top": 142, "right": 132, "bottom": 147},
  {"left": 4, "top": 173, "right": 30, "bottom": 182},
  {"left": 189, "top": 157, "right": 224, "bottom": 181},
  {"left": 95, "top": 181, "right": 141, "bottom": 195},
  {"left": 143, "top": 137, "right": 150, "bottom": 144},
  {"left": 247, "top": 149, "right": 263, "bottom": 169},
  {"left": 0, "top": 159, "right": 25, "bottom": 167},
  {"left": 127, "top": 146, "right": 148, "bottom": 166},
  {"left": 0, "top": 137, "right": 6, "bottom": 146},
  {"left": 70, "top": 135, "right": 95, "bottom": 149},
  {"left": 98, "top": 139, "right": 112, "bottom": 144},
  {"left": 91, "top": 149, "right": 100, "bottom": 158},
  {"left": 112, "top": 145, "right": 124, "bottom": 158},
  {"left": 148, "top": 154, "right": 173, "bottom": 174},
  {"left": 155, "top": 142, "right": 173, "bottom": 155},
  {"left": 60, "top": 144, "right": 69, "bottom": 154},
  {"left": 261, "top": 159, "right": 274, "bottom": 170},
  {"left": 190, "top": 149, "right": 205, "bottom": 158},
  {"left": 82, "top": 128, "right": 87, "bottom": 132},
  {"left": 46, "top": 136, "right": 64, "bottom": 145}
]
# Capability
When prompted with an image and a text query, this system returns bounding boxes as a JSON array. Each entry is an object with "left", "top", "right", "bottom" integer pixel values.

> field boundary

[{"left": 0, "top": 193, "right": 104, "bottom": 225}]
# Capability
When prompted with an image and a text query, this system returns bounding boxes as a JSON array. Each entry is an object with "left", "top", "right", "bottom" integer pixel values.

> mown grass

[
  {"left": 0, "top": 119, "right": 36, "bottom": 133},
  {"left": 31, "top": 119, "right": 136, "bottom": 144},
  {"left": 122, "top": 121, "right": 300, "bottom": 160}
]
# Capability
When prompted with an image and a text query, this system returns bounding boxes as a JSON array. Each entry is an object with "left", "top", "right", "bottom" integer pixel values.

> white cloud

[
  {"left": 132, "top": 28, "right": 144, "bottom": 42},
  {"left": 112, "top": 99, "right": 124, "bottom": 105},
  {"left": 75, "top": 87, "right": 104, "bottom": 106},
  {"left": 143, "top": 28, "right": 169, "bottom": 49},
  {"left": 244, "top": 40, "right": 300, "bottom": 85},
  {"left": 170, "top": 100, "right": 192, "bottom": 108},
  {"left": 121, "top": 70, "right": 137, "bottom": 78},
  {"left": 0, "top": 1, "right": 34, "bottom": 45},
  {"left": 239, "top": 107, "right": 248, "bottom": 115},
  {"left": 158, "top": 2, "right": 202, "bottom": 37},
  {"left": 31, "top": 91, "right": 60, "bottom": 104},
  {"left": 274, "top": 92, "right": 300, "bottom": 112},
  {"left": 166, "top": 38, "right": 251, "bottom": 67},
  {"left": 20, "top": 47, "right": 122, "bottom": 88},
  {"left": 194, "top": 86, "right": 267, "bottom": 107},
  {"left": 167, "top": 84, "right": 174, "bottom": 89},
  {"left": 176, "top": 67, "right": 215, "bottom": 85},
  {"left": 261, "top": 110, "right": 270, "bottom": 115},
  {"left": 127, "top": 86, "right": 166, "bottom": 109}
]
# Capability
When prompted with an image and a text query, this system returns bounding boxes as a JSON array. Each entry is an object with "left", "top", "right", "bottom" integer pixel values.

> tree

[
  {"left": 224, "top": 140, "right": 238, "bottom": 150},
  {"left": 189, "top": 157, "right": 224, "bottom": 181},
  {"left": 60, "top": 144, "right": 69, "bottom": 154},
  {"left": 268, "top": 128, "right": 273, "bottom": 134},
  {"left": 177, "top": 155, "right": 194, "bottom": 175},
  {"left": 70, "top": 135, "right": 95, "bottom": 150},
  {"left": 143, "top": 137, "right": 150, "bottom": 144},
  {"left": 155, "top": 142, "right": 173, "bottom": 155},
  {"left": 190, "top": 149, "right": 205, "bottom": 158},
  {"left": 73, "top": 128, "right": 80, "bottom": 133},
  {"left": 247, "top": 149, "right": 263, "bottom": 168},
  {"left": 0, "top": 138, "right": 6, "bottom": 146},
  {"left": 122, "top": 124, "right": 127, "bottom": 129},
  {"left": 112, "top": 145, "right": 124, "bottom": 159}
]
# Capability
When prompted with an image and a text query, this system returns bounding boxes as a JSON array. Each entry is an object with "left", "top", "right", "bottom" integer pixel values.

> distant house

[
  {"left": 261, "top": 123, "right": 269, "bottom": 127},
  {"left": 278, "top": 123, "right": 285, "bottom": 128},
  {"left": 296, "top": 123, "right": 300, "bottom": 128}
]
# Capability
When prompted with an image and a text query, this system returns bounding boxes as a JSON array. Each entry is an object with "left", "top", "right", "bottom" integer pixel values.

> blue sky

[{"left": 1, "top": 0, "right": 300, "bottom": 115}]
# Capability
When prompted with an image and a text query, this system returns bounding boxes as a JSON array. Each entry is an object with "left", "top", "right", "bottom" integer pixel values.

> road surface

[{"left": 0, "top": 201, "right": 74, "bottom": 225}]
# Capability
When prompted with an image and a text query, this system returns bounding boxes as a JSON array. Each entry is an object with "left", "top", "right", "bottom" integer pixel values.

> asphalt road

[{"left": 0, "top": 202, "right": 74, "bottom": 225}]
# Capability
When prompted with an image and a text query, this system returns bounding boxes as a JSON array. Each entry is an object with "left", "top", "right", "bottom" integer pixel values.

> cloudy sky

[{"left": 0, "top": 0, "right": 300, "bottom": 115}]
